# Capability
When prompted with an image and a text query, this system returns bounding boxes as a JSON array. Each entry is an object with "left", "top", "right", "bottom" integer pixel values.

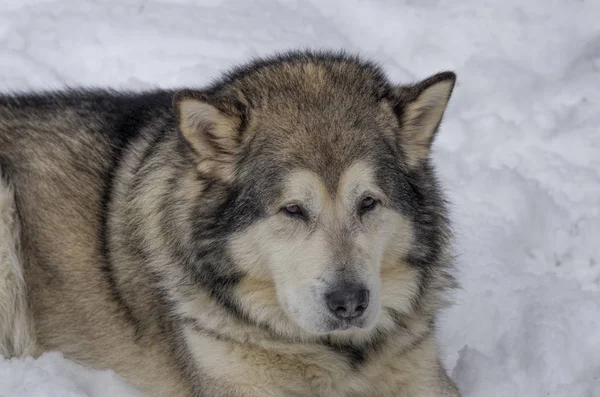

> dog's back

[{"left": 0, "top": 92, "right": 193, "bottom": 396}]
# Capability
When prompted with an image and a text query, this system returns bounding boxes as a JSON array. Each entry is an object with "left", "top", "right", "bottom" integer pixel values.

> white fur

[
  {"left": 0, "top": 170, "right": 35, "bottom": 357},
  {"left": 229, "top": 162, "right": 415, "bottom": 336}
]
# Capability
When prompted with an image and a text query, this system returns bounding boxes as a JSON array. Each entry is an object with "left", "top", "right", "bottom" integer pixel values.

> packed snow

[{"left": 1, "top": 0, "right": 599, "bottom": 396}]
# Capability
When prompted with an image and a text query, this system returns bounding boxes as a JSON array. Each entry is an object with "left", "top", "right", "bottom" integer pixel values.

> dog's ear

[
  {"left": 174, "top": 90, "right": 245, "bottom": 182},
  {"left": 391, "top": 72, "right": 456, "bottom": 168}
]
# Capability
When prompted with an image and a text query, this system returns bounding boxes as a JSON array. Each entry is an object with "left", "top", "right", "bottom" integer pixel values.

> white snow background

[{"left": 1, "top": 0, "right": 599, "bottom": 396}]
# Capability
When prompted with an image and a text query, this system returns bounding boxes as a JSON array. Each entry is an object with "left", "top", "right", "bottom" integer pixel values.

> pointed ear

[
  {"left": 392, "top": 71, "right": 456, "bottom": 168},
  {"left": 173, "top": 90, "right": 244, "bottom": 182}
]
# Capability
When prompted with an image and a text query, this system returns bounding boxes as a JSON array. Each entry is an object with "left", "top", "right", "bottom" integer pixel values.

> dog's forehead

[
  {"left": 241, "top": 110, "right": 397, "bottom": 200},
  {"left": 283, "top": 162, "right": 378, "bottom": 201},
  {"left": 245, "top": 97, "right": 396, "bottom": 182},
  {"left": 233, "top": 59, "right": 401, "bottom": 193}
]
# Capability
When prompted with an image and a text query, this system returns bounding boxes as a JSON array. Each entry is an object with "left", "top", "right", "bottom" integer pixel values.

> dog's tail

[{"left": 0, "top": 166, "right": 36, "bottom": 358}]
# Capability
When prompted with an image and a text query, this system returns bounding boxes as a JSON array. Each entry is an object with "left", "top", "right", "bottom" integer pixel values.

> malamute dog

[{"left": 0, "top": 51, "right": 461, "bottom": 396}]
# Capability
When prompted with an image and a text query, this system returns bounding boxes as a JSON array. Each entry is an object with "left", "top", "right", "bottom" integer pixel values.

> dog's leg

[
  {"left": 406, "top": 360, "right": 462, "bottom": 397},
  {"left": 385, "top": 336, "right": 461, "bottom": 397},
  {"left": 436, "top": 363, "right": 462, "bottom": 397},
  {"left": 394, "top": 362, "right": 461, "bottom": 397}
]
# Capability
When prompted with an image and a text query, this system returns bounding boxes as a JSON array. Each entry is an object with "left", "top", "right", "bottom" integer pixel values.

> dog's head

[{"left": 174, "top": 52, "right": 455, "bottom": 336}]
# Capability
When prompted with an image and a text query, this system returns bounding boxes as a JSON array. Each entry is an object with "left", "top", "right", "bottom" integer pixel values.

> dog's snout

[{"left": 326, "top": 287, "right": 369, "bottom": 320}]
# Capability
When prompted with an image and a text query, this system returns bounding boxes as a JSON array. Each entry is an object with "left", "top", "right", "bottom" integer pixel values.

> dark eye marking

[
  {"left": 359, "top": 196, "right": 378, "bottom": 214},
  {"left": 281, "top": 203, "right": 306, "bottom": 219}
]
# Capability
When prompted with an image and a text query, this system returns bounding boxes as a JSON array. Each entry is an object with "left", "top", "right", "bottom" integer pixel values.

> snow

[{"left": 1, "top": 0, "right": 599, "bottom": 396}]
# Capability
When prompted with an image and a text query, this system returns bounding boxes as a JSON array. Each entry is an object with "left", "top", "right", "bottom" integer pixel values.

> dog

[{"left": 0, "top": 50, "right": 461, "bottom": 396}]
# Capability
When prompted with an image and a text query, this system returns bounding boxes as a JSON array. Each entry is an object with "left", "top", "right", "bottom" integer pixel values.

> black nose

[{"left": 326, "top": 287, "right": 369, "bottom": 320}]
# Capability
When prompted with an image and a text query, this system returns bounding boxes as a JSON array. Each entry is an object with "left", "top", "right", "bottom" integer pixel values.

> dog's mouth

[
  {"left": 328, "top": 319, "right": 367, "bottom": 331},
  {"left": 319, "top": 312, "right": 376, "bottom": 333},
  {"left": 288, "top": 307, "right": 375, "bottom": 334}
]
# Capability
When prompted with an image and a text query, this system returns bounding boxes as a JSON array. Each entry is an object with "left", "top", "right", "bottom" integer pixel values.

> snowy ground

[{"left": 1, "top": 0, "right": 600, "bottom": 396}]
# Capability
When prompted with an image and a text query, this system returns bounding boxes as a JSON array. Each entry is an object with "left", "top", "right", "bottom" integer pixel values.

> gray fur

[{"left": 0, "top": 50, "right": 461, "bottom": 396}]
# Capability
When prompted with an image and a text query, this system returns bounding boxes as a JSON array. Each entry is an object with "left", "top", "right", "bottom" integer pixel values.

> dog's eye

[
  {"left": 359, "top": 196, "right": 377, "bottom": 213},
  {"left": 282, "top": 204, "right": 305, "bottom": 218}
]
